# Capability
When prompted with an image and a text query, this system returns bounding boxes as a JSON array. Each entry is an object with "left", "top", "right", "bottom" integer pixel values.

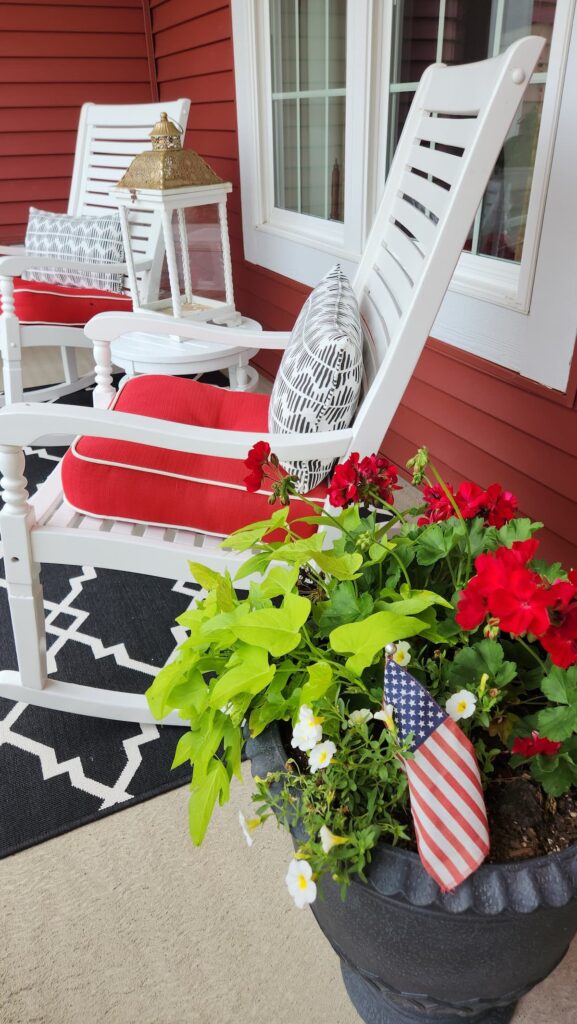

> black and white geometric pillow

[
  {"left": 268, "top": 264, "right": 363, "bottom": 492},
  {"left": 22, "top": 207, "right": 125, "bottom": 293}
]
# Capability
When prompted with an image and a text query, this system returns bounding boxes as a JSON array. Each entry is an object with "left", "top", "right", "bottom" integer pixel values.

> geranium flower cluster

[
  {"left": 456, "top": 539, "right": 577, "bottom": 668},
  {"left": 328, "top": 452, "right": 401, "bottom": 508},
  {"left": 418, "top": 481, "right": 518, "bottom": 528}
]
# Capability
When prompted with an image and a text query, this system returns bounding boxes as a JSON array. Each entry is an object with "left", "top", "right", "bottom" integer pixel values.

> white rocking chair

[
  {"left": 0, "top": 99, "right": 190, "bottom": 407},
  {"left": 0, "top": 38, "right": 544, "bottom": 725}
]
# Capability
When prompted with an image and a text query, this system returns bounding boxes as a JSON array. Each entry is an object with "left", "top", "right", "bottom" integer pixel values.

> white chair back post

[
  {"left": 351, "top": 36, "right": 544, "bottom": 459},
  {"left": 68, "top": 99, "right": 191, "bottom": 304}
]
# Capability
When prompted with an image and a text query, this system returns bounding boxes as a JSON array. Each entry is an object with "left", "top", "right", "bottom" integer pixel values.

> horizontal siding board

[
  {"left": 402, "top": 377, "right": 577, "bottom": 504},
  {"left": 152, "top": 0, "right": 227, "bottom": 31},
  {"left": 156, "top": 68, "right": 234, "bottom": 102},
  {"left": 0, "top": 180, "right": 70, "bottom": 203},
  {"left": 156, "top": 39, "right": 232, "bottom": 75},
  {"left": 153, "top": 9, "right": 231, "bottom": 56},
  {"left": 0, "top": 131, "right": 77, "bottom": 156},
  {"left": 0, "top": 5, "right": 145, "bottom": 32},
  {"left": 417, "top": 343, "right": 577, "bottom": 458},
  {"left": 0, "top": 107, "right": 79, "bottom": 132},
  {"left": 0, "top": 155, "right": 74, "bottom": 181},
  {"left": 0, "top": 82, "right": 152, "bottom": 107},
  {"left": 186, "top": 128, "right": 238, "bottom": 158},
  {"left": 0, "top": 57, "right": 149, "bottom": 84},
  {"left": 0, "top": 32, "right": 147, "bottom": 58}
]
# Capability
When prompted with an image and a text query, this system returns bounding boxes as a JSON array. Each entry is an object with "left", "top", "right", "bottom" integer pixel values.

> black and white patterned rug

[{"left": 0, "top": 382, "right": 211, "bottom": 858}]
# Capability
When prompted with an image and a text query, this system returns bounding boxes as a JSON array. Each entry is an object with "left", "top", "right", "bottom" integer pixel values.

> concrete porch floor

[{"left": 1, "top": 766, "right": 576, "bottom": 1024}]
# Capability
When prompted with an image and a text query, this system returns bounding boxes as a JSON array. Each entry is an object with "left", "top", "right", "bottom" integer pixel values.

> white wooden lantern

[{"left": 110, "top": 113, "right": 238, "bottom": 324}]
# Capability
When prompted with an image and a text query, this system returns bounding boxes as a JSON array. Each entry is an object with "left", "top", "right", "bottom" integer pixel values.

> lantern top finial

[{"left": 150, "top": 112, "right": 183, "bottom": 151}]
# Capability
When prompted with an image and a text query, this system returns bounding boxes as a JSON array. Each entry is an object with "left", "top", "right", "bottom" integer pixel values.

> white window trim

[
  {"left": 231, "top": 0, "right": 387, "bottom": 284},
  {"left": 233, "top": 0, "right": 577, "bottom": 392}
]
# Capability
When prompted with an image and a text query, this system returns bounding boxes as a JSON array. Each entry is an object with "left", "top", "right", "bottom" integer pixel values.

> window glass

[
  {"left": 270, "top": 0, "right": 347, "bottom": 221},
  {"left": 388, "top": 0, "right": 556, "bottom": 264}
]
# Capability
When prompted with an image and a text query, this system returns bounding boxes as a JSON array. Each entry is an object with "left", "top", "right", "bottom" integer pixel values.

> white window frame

[
  {"left": 231, "top": 0, "right": 388, "bottom": 284},
  {"left": 233, "top": 0, "right": 577, "bottom": 393}
]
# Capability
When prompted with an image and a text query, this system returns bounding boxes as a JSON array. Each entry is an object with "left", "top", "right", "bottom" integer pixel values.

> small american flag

[{"left": 384, "top": 659, "right": 490, "bottom": 892}]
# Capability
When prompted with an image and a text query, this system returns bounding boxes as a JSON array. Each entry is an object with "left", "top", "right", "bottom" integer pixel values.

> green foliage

[{"left": 146, "top": 451, "right": 577, "bottom": 889}]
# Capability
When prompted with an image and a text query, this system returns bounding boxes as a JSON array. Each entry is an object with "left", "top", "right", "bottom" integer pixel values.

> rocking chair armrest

[
  {"left": 85, "top": 311, "right": 292, "bottom": 351},
  {"left": 0, "top": 403, "right": 353, "bottom": 461},
  {"left": 0, "top": 254, "right": 152, "bottom": 277},
  {"left": 0, "top": 244, "right": 26, "bottom": 257}
]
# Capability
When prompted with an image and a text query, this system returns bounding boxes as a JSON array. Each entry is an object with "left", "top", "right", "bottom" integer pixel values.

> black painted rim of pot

[{"left": 245, "top": 723, "right": 577, "bottom": 917}]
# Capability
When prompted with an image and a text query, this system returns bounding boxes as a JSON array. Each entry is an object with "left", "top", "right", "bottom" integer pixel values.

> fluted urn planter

[{"left": 246, "top": 724, "right": 577, "bottom": 1024}]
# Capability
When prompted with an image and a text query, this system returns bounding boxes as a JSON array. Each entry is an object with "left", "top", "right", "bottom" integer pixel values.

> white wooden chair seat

[{"left": 0, "top": 39, "right": 544, "bottom": 724}]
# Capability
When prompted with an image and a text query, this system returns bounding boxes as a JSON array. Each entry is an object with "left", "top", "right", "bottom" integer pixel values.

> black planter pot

[{"left": 246, "top": 724, "right": 577, "bottom": 1024}]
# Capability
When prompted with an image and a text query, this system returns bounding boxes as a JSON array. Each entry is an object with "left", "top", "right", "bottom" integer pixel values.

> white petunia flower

[
  {"left": 309, "top": 740, "right": 337, "bottom": 773},
  {"left": 347, "top": 708, "right": 373, "bottom": 728},
  {"left": 238, "top": 810, "right": 261, "bottom": 847},
  {"left": 298, "top": 705, "right": 316, "bottom": 723},
  {"left": 374, "top": 704, "right": 396, "bottom": 733},
  {"left": 291, "top": 718, "right": 323, "bottom": 752},
  {"left": 286, "top": 858, "right": 317, "bottom": 908},
  {"left": 319, "top": 825, "right": 348, "bottom": 854},
  {"left": 446, "top": 689, "right": 477, "bottom": 722},
  {"left": 392, "top": 640, "right": 411, "bottom": 667}
]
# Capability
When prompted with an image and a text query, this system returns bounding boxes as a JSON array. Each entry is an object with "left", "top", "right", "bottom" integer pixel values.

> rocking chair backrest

[
  {"left": 350, "top": 36, "right": 543, "bottom": 459},
  {"left": 67, "top": 99, "right": 191, "bottom": 303}
]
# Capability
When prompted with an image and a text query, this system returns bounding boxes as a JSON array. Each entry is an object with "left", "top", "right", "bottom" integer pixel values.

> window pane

[
  {"left": 270, "top": 0, "right": 347, "bottom": 222},
  {"left": 477, "top": 86, "right": 544, "bottom": 260},
  {"left": 388, "top": 0, "right": 557, "bottom": 264},
  {"left": 299, "top": 0, "right": 326, "bottom": 90},
  {"left": 273, "top": 98, "right": 299, "bottom": 212},
  {"left": 270, "top": 0, "right": 297, "bottom": 92}
]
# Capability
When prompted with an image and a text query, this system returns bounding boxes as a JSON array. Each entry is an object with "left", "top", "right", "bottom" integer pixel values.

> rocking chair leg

[
  {"left": 0, "top": 445, "right": 47, "bottom": 689},
  {"left": 92, "top": 338, "right": 116, "bottom": 409},
  {"left": 0, "top": 277, "right": 24, "bottom": 406}
]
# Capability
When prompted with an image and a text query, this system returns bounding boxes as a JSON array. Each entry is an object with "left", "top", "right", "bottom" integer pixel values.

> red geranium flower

[
  {"left": 539, "top": 575, "right": 577, "bottom": 668},
  {"left": 481, "top": 483, "right": 519, "bottom": 528},
  {"left": 328, "top": 452, "right": 400, "bottom": 509},
  {"left": 244, "top": 440, "right": 271, "bottom": 493},
  {"left": 417, "top": 483, "right": 455, "bottom": 525},
  {"left": 512, "top": 731, "right": 562, "bottom": 758},
  {"left": 456, "top": 540, "right": 551, "bottom": 636}
]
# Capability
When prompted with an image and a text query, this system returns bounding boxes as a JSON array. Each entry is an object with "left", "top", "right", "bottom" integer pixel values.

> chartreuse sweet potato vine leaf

[
  {"left": 537, "top": 667, "right": 577, "bottom": 741},
  {"left": 188, "top": 758, "right": 230, "bottom": 846},
  {"left": 377, "top": 589, "right": 453, "bottom": 616},
  {"left": 220, "top": 507, "right": 290, "bottom": 551},
  {"left": 222, "top": 593, "right": 311, "bottom": 657},
  {"left": 209, "top": 644, "right": 276, "bottom": 706},
  {"left": 329, "top": 611, "right": 427, "bottom": 675},
  {"left": 300, "top": 662, "right": 333, "bottom": 706}
]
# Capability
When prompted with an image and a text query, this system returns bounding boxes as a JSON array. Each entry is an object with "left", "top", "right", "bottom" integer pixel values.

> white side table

[{"left": 92, "top": 317, "right": 262, "bottom": 408}]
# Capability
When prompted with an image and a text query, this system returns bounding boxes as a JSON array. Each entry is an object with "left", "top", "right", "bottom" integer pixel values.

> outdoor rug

[{"left": 0, "top": 380, "right": 219, "bottom": 858}]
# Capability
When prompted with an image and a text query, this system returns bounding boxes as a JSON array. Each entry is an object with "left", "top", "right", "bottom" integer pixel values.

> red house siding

[
  {"left": 0, "top": 0, "right": 154, "bottom": 240},
  {"left": 150, "top": 0, "right": 577, "bottom": 568}
]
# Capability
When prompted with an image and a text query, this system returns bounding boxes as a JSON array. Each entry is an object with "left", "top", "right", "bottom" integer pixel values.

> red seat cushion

[
  {"left": 4, "top": 277, "right": 133, "bottom": 326},
  {"left": 61, "top": 375, "right": 327, "bottom": 537}
]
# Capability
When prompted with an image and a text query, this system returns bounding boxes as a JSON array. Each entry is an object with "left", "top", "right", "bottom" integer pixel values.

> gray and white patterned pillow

[
  {"left": 22, "top": 207, "right": 125, "bottom": 292},
  {"left": 269, "top": 264, "right": 363, "bottom": 492}
]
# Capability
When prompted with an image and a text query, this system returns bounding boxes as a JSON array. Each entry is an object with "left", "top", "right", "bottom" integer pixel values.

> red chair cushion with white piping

[
  {"left": 60, "top": 375, "right": 327, "bottom": 537},
  {"left": 4, "top": 277, "right": 133, "bottom": 325}
]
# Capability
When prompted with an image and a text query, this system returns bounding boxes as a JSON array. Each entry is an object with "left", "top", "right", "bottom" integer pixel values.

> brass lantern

[{"left": 111, "top": 112, "right": 238, "bottom": 322}]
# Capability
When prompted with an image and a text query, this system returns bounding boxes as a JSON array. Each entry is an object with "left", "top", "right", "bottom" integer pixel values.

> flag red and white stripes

[{"left": 384, "top": 660, "right": 490, "bottom": 892}]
